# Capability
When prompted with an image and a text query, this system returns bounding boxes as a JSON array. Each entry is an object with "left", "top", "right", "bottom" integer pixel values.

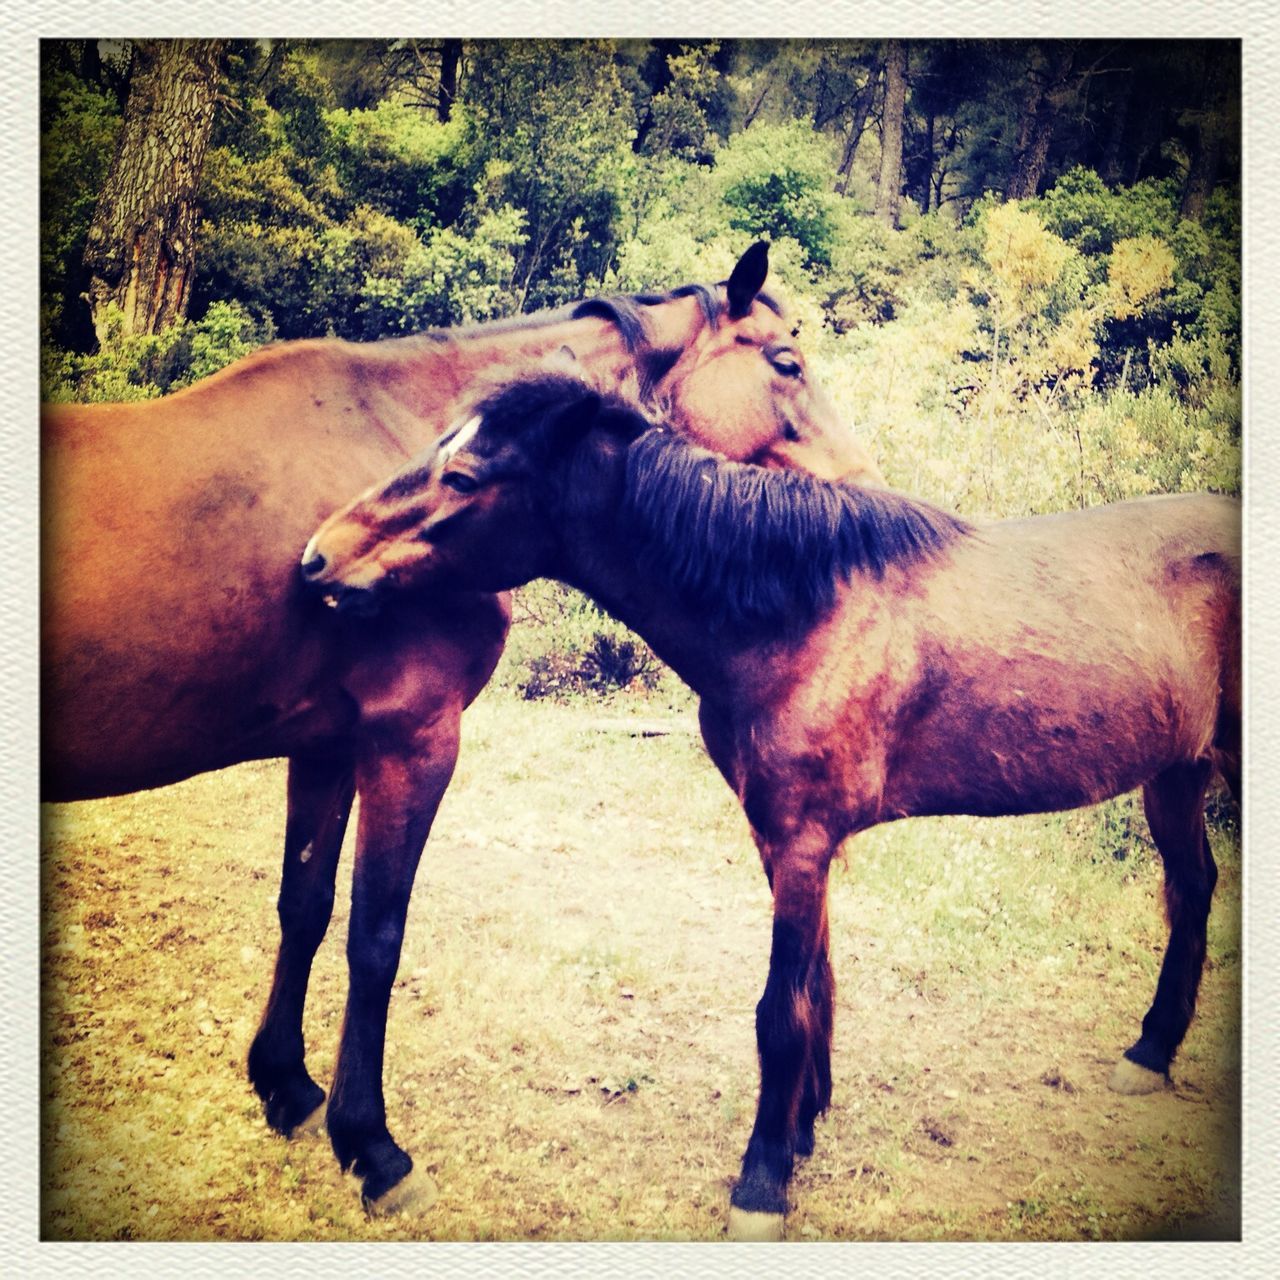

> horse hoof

[
  {"left": 294, "top": 1099, "right": 328, "bottom": 1138},
  {"left": 727, "top": 1207, "right": 785, "bottom": 1242},
  {"left": 1109, "top": 1058, "right": 1168, "bottom": 1095},
  {"left": 364, "top": 1168, "right": 439, "bottom": 1218}
]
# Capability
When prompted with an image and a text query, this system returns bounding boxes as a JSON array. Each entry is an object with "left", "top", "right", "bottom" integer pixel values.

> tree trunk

[
  {"left": 1181, "top": 46, "right": 1232, "bottom": 221},
  {"left": 919, "top": 110, "right": 936, "bottom": 213},
  {"left": 82, "top": 39, "right": 224, "bottom": 344},
  {"left": 834, "top": 62, "right": 879, "bottom": 196},
  {"left": 1101, "top": 67, "right": 1133, "bottom": 186},
  {"left": 438, "top": 39, "right": 462, "bottom": 123},
  {"left": 1007, "top": 43, "right": 1076, "bottom": 200},
  {"left": 875, "top": 40, "right": 907, "bottom": 227}
]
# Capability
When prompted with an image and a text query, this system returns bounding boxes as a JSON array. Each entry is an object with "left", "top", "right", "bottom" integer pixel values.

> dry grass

[{"left": 40, "top": 691, "right": 1241, "bottom": 1242}]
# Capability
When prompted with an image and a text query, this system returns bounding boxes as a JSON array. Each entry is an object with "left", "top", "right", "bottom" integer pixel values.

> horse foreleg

[
  {"left": 1112, "top": 760, "right": 1217, "bottom": 1094},
  {"left": 729, "top": 833, "right": 836, "bottom": 1241},
  {"left": 795, "top": 923, "right": 834, "bottom": 1158},
  {"left": 325, "top": 712, "right": 461, "bottom": 1209},
  {"left": 249, "top": 753, "right": 354, "bottom": 1136}
]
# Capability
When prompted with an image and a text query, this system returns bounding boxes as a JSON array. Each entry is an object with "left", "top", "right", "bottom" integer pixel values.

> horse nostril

[{"left": 301, "top": 552, "right": 327, "bottom": 580}]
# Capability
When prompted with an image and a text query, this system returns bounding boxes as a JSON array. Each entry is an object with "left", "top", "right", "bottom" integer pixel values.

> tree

[
  {"left": 875, "top": 39, "right": 907, "bottom": 227},
  {"left": 1180, "top": 44, "right": 1238, "bottom": 222},
  {"left": 1006, "top": 43, "right": 1077, "bottom": 200},
  {"left": 82, "top": 40, "right": 225, "bottom": 343},
  {"left": 832, "top": 53, "right": 881, "bottom": 198},
  {"left": 462, "top": 40, "right": 635, "bottom": 309}
]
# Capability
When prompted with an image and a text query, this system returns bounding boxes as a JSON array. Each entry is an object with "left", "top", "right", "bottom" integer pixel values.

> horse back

[{"left": 780, "top": 493, "right": 1241, "bottom": 827}]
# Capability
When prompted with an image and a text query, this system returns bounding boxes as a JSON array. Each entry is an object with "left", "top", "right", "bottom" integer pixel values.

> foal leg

[
  {"left": 1111, "top": 760, "right": 1217, "bottom": 1094},
  {"left": 324, "top": 711, "right": 461, "bottom": 1208},
  {"left": 794, "top": 909, "right": 834, "bottom": 1159},
  {"left": 249, "top": 753, "right": 354, "bottom": 1136},
  {"left": 695, "top": 708, "right": 832, "bottom": 1155},
  {"left": 730, "top": 833, "right": 837, "bottom": 1241}
]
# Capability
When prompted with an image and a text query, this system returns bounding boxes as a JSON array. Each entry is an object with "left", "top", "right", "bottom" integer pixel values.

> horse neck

[
  {"left": 544, "top": 453, "right": 742, "bottom": 699},
  {"left": 370, "top": 296, "right": 709, "bottom": 452}
]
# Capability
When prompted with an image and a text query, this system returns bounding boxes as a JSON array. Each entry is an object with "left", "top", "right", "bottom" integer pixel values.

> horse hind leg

[
  {"left": 1110, "top": 760, "right": 1217, "bottom": 1095},
  {"left": 248, "top": 754, "right": 354, "bottom": 1136}
]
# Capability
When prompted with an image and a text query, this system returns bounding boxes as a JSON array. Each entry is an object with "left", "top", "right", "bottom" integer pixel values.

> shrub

[
  {"left": 498, "top": 582, "right": 667, "bottom": 702},
  {"left": 41, "top": 301, "right": 274, "bottom": 403},
  {"left": 714, "top": 121, "right": 844, "bottom": 269}
]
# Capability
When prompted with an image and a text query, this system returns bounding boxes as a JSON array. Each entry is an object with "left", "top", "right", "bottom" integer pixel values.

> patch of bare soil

[{"left": 40, "top": 700, "right": 1241, "bottom": 1242}]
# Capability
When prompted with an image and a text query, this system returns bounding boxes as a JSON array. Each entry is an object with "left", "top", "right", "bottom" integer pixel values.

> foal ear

[
  {"left": 543, "top": 388, "right": 602, "bottom": 458},
  {"left": 727, "top": 240, "right": 770, "bottom": 319}
]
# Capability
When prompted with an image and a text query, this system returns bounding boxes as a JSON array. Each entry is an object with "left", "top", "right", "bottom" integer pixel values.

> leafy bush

[
  {"left": 194, "top": 148, "right": 337, "bottom": 336},
  {"left": 326, "top": 103, "right": 473, "bottom": 231},
  {"left": 499, "top": 583, "right": 666, "bottom": 701},
  {"left": 714, "top": 121, "right": 844, "bottom": 269},
  {"left": 42, "top": 301, "right": 274, "bottom": 402},
  {"left": 40, "top": 69, "right": 122, "bottom": 345},
  {"left": 1034, "top": 166, "right": 1240, "bottom": 379}
]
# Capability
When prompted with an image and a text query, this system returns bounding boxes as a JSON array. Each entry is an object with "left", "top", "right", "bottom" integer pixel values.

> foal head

[
  {"left": 302, "top": 370, "right": 967, "bottom": 625},
  {"left": 301, "top": 372, "right": 630, "bottom": 608}
]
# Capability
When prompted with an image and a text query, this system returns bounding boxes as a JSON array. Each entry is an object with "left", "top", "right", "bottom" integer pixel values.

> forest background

[{"left": 40, "top": 37, "right": 1241, "bottom": 695}]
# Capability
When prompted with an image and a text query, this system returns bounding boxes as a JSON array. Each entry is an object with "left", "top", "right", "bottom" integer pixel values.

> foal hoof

[
  {"left": 727, "top": 1207, "right": 785, "bottom": 1242},
  {"left": 1109, "top": 1058, "right": 1169, "bottom": 1095},
  {"left": 364, "top": 1167, "right": 438, "bottom": 1218}
]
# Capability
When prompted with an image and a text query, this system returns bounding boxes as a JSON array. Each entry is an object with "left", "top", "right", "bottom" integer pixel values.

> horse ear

[
  {"left": 543, "top": 388, "right": 602, "bottom": 457},
  {"left": 727, "top": 241, "right": 770, "bottom": 319}
]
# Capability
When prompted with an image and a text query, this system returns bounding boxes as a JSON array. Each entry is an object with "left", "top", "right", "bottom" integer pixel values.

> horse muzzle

[
  {"left": 304, "top": 573, "right": 384, "bottom": 617},
  {"left": 299, "top": 541, "right": 385, "bottom": 616}
]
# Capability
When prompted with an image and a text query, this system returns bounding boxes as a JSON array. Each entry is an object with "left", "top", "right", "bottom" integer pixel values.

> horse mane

[
  {"left": 570, "top": 282, "right": 784, "bottom": 350},
  {"left": 619, "top": 428, "right": 971, "bottom": 635}
]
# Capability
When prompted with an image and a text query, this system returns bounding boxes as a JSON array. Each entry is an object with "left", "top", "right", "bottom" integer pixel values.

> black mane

[{"left": 619, "top": 428, "right": 971, "bottom": 636}]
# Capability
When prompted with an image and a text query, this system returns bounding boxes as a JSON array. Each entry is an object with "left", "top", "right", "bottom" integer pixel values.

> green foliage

[
  {"left": 462, "top": 40, "right": 638, "bottom": 309},
  {"left": 715, "top": 121, "right": 843, "bottom": 268},
  {"left": 638, "top": 43, "right": 725, "bottom": 162},
  {"left": 318, "top": 205, "right": 527, "bottom": 337},
  {"left": 325, "top": 103, "right": 472, "bottom": 230},
  {"left": 1035, "top": 167, "right": 1240, "bottom": 377},
  {"left": 40, "top": 68, "right": 122, "bottom": 342},
  {"left": 42, "top": 301, "right": 274, "bottom": 403},
  {"left": 41, "top": 39, "right": 1240, "bottom": 538}
]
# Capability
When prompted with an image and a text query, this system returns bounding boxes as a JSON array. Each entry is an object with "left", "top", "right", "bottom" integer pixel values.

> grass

[{"left": 40, "top": 687, "right": 1241, "bottom": 1242}]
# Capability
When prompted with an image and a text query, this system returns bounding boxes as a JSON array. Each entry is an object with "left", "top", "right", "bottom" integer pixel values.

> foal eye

[{"left": 441, "top": 472, "right": 479, "bottom": 495}]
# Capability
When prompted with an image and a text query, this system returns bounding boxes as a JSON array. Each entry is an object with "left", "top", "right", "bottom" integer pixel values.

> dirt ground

[{"left": 40, "top": 695, "right": 1242, "bottom": 1243}]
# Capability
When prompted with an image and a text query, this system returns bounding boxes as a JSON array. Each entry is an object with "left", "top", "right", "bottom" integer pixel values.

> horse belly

[
  {"left": 881, "top": 622, "right": 1224, "bottom": 820},
  {"left": 886, "top": 690, "right": 1190, "bottom": 819}
]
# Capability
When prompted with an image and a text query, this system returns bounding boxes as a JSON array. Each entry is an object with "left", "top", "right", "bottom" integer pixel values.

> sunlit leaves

[{"left": 1106, "top": 236, "right": 1176, "bottom": 322}]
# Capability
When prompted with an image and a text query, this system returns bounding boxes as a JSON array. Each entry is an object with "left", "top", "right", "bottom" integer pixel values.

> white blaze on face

[{"left": 437, "top": 414, "right": 483, "bottom": 465}]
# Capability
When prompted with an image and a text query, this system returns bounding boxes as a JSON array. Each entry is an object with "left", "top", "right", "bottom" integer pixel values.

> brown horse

[
  {"left": 41, "top": 243, "right": 883, "bottom": 1209},
  {"left": 303, "top": 370, "right": 1241, "bottom": 1239}
]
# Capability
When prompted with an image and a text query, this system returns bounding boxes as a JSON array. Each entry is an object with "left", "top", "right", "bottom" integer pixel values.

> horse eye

[
  {"left": 442, "top": 472, "right": 479, "bottom": 495},
  {"left": 772, "top": 354, "right": 802, "bottom": 378}
]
